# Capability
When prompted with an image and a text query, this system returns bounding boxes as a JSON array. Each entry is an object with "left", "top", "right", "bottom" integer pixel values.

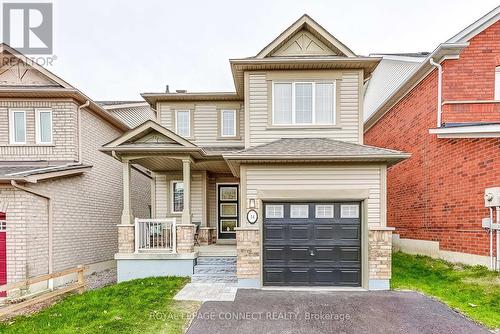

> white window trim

[
  {"left": 265, "top": 205, "right": 284, "bottom": 219},
  {"left": 9, "top": 109, "right": 27, "bottom": 144},
  {"left": 290, "top": 204, "right": 309, "bottom": 219},
  {"left": 315, "top": 204, "right": 334, "bottom": 219},
  {"left": 35, "top": 108, "right": 53, "bottom": 145},
  {"left": 170, "top": 180, "right": 184, "bottom": 214},
  {"left": 220, "top": 109, "right": 237, "bottom": 137},
  {"left": 175, "top": 110, "right": 191, "bottom": 137},
  {"left": 341, "top": 205, "right": 359, "bottom": 218},
  {"left": 272, "top": 81, "right": 336, "bottom": 126}
]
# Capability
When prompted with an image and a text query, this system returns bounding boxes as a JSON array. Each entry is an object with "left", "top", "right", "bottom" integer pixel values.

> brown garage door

[{"left": 263, "top": 202, "right": 361, "bottom": 286}]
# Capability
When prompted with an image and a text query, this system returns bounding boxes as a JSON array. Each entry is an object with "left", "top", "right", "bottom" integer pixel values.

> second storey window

[
  {"left": 221, "top": 109, "right": 236, "bottom": 137},
  {"left": 9, "top": 109, "right": 26, "bottom": 144},
  {"left": 175, "top": 110, "right": 190, "bottom": 137},
  {"left": 273, "top": 81, "right": 336, "bottom": 125},
  {"left": 171, "top": 181, "right": 184, "bottom": 213},
  {"left": 35, "top": 109, "right": 53, "bottom": 144},
  {"left": 495, "top": 66, "right": 500, "bottom": 100}
]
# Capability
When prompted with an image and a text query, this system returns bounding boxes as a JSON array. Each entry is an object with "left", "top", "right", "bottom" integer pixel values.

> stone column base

[
  {"left": 198, "top": 227, "right": 216, "bottom": 245},
  {"left": 176, "top": 224, "right": 196, "bottom": 253},
  {"left": 235, "top": 228, "right": 260, "bottom": 284},
  {"left": 368, "top": 227, "right": 394, "bottom": 286},
  {"left": 117, "top": 224, "right": 135, "bottom": 253}
]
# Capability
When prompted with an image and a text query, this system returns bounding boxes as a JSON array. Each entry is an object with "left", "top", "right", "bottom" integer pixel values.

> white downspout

[
  {"left": 429, "top": 58, "right": 443, "bottom": 128},
  {"left": 496, "top": 207, "right": 499, "bottom": 271},
  {"left": 489, "top": 207, "right": 494, "bottom": 270},
  {"left": 11, "top": 180, "right": 54, "bottom": 290},
  {"left": 77, "top": 100, "right": 90, "bottom": 164}
]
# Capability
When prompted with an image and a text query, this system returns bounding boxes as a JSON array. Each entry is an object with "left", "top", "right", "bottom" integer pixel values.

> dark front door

[
  {"left": 263, "top": 202, "right": 361, "bottom": 286},
  {"left": 217, "top": 184, "right": 239, "bottom": 239}
]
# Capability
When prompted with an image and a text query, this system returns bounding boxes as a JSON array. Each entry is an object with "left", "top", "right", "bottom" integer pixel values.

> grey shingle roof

[
  {"left": 225, "top": 138, "right": 407, "bottom": 157},
  {"left": 0, "top": 164, "right": 91, "bottom": 179}
]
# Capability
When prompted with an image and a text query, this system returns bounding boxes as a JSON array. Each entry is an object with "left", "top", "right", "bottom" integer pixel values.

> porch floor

[{"left": 195, "top": 244, "right": 237, "bottom": 257}]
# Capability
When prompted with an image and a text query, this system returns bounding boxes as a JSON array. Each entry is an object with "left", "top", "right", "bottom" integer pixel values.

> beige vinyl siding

[
  {"left": 158, "top": 104, "right": 172, "bottom": 128},
  {"left": 156, "top": 102, "right": 244, "bottom": 146},
  {"left": 246, "top": 71, "right": 361, "bottom": 147},
  {"left": 153, "top": 171, "right": 205, "bottom": 224},
  {"left": 244, "top": 165, "right": 382, "bottom": 228}
]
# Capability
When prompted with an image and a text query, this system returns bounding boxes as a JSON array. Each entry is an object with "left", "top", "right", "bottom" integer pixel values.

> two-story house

[
  {"left": 104, "top": 15, "right": 409, "bottom": 290},
  {"left": 0, "top": 44, "right": 151, "bottom": 297},
  {"left": 364, "top": 7, "right": 499, "bottom": 268}
]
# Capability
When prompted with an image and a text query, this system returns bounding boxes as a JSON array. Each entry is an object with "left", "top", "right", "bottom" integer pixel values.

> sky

[{"left": 19, "top": 0, "right": 500, "bottom": 100}]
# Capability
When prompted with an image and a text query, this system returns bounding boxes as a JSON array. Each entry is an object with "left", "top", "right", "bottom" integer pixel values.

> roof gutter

[{"left": 429, "top": 58, "right": 443, "bottom": 127}]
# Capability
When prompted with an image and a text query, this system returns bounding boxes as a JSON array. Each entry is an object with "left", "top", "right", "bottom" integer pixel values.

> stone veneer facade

[
  {"left": 368, "top": 229, "right": 393, "bottom": 280},
  {"left": 176, "top": 225, "right": 196, "bottom": 253},
  {"left": 235, "top": 228, "right": 260, "bottom": 283}
]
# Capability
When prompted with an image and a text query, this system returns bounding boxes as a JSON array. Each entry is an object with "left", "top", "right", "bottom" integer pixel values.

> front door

[{"left": 217, "top": 184, "right": 239, "bottom": 239}]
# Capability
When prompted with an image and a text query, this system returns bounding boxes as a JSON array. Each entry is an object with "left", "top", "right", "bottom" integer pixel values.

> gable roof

[
  {"left": 0, "top": 43, "right": 129, "bottom": 131},
  {"left": 446, "top": 5, "right": 500, "bottom": 43},
  {"left": 102, "top": 120, "right": 198, "bottom": 150},
  {"left": 364, "top": 6, "right": 500, "bottom": 131},
  {"left": 256, "top": 14, "right": 356, "bottom": 58}
]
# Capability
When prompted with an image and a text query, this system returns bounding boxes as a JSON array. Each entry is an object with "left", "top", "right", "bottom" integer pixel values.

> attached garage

[{"left": 263, "top": 202, "right": 361, "bottom": 286}]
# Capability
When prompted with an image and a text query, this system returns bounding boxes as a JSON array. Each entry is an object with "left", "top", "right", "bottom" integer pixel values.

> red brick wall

[
  {"left": 441, "top": 21, "right": 500, "bottom": 124},
  {"left": 365, "top": 23, "right": 500, "bottom": 257}
]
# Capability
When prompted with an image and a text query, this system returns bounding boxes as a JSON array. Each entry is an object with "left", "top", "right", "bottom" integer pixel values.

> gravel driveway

[{"left": 187, "top": 289, "right": 489, "bottom": 334}]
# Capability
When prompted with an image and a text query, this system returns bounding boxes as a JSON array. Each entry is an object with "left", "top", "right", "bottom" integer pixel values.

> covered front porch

[{"left": 100, "top": 121, "right": 241, "bottom": 282}]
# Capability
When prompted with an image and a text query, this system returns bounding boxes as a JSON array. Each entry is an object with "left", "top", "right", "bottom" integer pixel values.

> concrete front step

[
  {"left": 194, "top": 264, "right": 237, "bottom": 275},
  {"left": 191, "top": 274, "right": 238, "bottom": 283},
  {"left": 196, "top": 256, "right": 237, "bottom": 265}
]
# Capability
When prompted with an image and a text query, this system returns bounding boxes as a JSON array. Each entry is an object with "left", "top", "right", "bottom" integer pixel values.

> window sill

[
  {"left": 216, "top": 136, "right": 242, "bottom": 141},
  {"left": 266, "top": 125, "right": 342, "bottom": 130},
  {"left": 3, "top": 144, "right": 55, "bottom": 147}
]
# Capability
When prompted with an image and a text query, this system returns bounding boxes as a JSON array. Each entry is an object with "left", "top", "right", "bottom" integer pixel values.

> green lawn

[
  {"left": 392, "top": 251, "right": 500, "bottom": 329},
  {"left": 0, "top": 276, "right": 199, "bottom": 334}
]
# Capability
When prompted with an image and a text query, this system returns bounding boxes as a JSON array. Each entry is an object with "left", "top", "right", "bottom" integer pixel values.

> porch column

[
  {"left": 182, "top": 158, "right": 191, "bottom": 224},
  {"left": 121, "top": 160, "right": 134, "bottom": 225},
  {"left": 118, "top": 159, "right": 135, "bottom": 254}
]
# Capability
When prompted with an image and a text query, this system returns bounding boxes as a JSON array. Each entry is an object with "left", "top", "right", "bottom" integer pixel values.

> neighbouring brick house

[
  {"left": 364, "top": 7, "right": 500, "bottom": 267},
  {"left": 103, "top": 15, "right": 409, "bottom": 290},
  {"left": 0, "top": 44, "right": 151, "bottom": 297}
]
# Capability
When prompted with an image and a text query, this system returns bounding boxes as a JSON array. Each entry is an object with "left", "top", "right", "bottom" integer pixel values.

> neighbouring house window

[
  {"left": 315, "top": 205, "right": 334, "bottom": 218},
  {"left": 9, "top": 109, "right": 26, "bottom": 144},
  {"left": 221, "top": 110, "right": 236, "bottom": 137},
  {"left": 175, "top": 110, "right": 190, "bottom": 137},
  {"left": 265, "top": 205, "right": 284, "bottom": 219},
  {"left": 290, "top": 205, "right": 309, "bottom": 218},
  {"left": 171, "top": 181, "right": 184, "bottom": 213},
  {"left": 495, "top": 66, "right": 500, "bottom": 100},
  {"left": 35, "top": 109, "right": 53, "bottom": 144},
  {"left": 341, "top": 205, "right": 359, "bottom": 218},
  {"left": 272, "top": 81, "right": 336, "bottom": 125}
]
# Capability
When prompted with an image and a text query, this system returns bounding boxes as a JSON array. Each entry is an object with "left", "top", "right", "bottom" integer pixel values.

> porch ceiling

[{"left": 131, "top": 155, "right": 232, "bottom": 173}]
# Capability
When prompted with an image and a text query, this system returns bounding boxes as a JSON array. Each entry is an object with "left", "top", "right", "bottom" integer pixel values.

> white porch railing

[{"left": 134, "top": 218, "right": 177, "bottom": 253}]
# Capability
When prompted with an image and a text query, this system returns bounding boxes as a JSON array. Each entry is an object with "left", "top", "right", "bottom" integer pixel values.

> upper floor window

[
  {"left": 221, "top": 109, "right": 236, "bottom": 137},
  {"left": 171, "top": 181, "right": 184, "bottom": 213},
  {"left": 35, "top": 108, "right": 53, "bottom": 144},
  {"left": 9, "top": 109, "right": 26, "bottom": 144},
  {"left": 272, "top": 81, "right": 336, "bottom": 125},
  {"left": 495, "top": 66, "right": 500, "bottom": 100},
  {"left": 175, "top": 110, "right": 191, "bottom": 137}
]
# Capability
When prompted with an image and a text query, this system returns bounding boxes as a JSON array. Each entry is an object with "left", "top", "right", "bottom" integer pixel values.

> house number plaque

[{"left": 246, "top": 209, "right": 258, "bottom": 224}]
